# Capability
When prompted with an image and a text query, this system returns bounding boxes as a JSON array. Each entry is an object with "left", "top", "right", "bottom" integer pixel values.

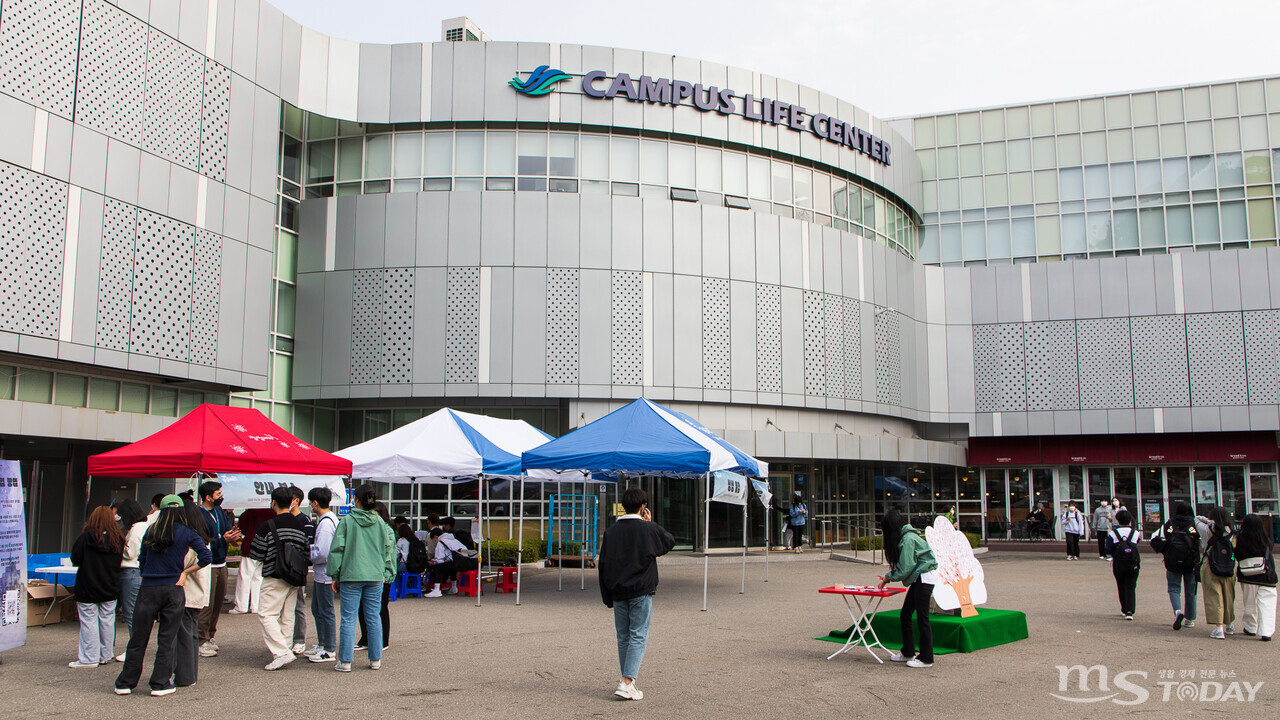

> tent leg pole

[
  {"left": 740, "top": 500, "right": 746, "bottom": 594},
  {"left": 476, "top": 476, "right": 483, "bottom": 608},
  {"left": 765, "top": 509, "right": 769, "bottom": 582},
  {"left": 702, "top": 472, "right": 710, "bottom": 612},
  {"left": 557, "top": 479, "right": 562, "bottom": 592},
  {"left": 516, "top": 474, "right": 524, "bottom": 607}
]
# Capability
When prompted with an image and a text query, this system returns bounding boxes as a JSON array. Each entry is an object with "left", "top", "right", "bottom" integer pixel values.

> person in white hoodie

[
  {"left": 305, "top": 487, "right": 339, "bottom": 663},
  {"left": 1060, "top": 502, "right": 1086, "bottom": 560}
]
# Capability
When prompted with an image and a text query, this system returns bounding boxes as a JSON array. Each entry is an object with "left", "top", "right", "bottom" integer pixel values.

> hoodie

[
  {"left": 326, "top": 508, "right": 396, "bottom": 584},
  {"left": 884, "top": 524, "right": 938, "bottom": 586}
]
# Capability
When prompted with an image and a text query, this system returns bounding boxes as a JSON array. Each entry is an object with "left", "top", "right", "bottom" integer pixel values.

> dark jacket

[
  {"left": 200, "top": 505, "right": 234, "bottom": 565},
  {"left": 248, "top": 512, "right": 311, "bottom": 579},
  {"left": 598, "top": 516, "right": 675, "bottom": 608},
  {"left": 139, "top": 524, "right": 211, "bottom": 587},
  {"left": 70, "top": 530, "right": 123, "bottom": 604},
  {"left": 1234, "top": 534, "right": 1278, "bottom": 587}
]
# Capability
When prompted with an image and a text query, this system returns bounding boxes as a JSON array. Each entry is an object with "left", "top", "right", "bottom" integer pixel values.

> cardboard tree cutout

[{"left": 923, "top": 515, "right": 987, "bottom": 617}]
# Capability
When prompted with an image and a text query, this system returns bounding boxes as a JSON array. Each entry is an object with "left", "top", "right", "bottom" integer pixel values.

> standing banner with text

[
  {"left": 710, "top": 471, "right": 748, "bottom": 505},
  {"left": 212, "top": 474, "right": 348, "bottom": 510},
  {"left": 750, "top": 478, "right": 772, "bottom": 509},
  {"left": 0, "top": 460, "right": 26, "bottom": 652}
]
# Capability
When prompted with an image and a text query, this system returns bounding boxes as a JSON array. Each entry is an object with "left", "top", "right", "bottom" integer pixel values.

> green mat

[{"left": 817, "top": 607, "right": 1029, "bottom": 655}]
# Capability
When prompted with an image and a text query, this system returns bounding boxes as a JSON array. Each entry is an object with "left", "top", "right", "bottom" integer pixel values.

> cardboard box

[{"left": 25, "top": 581, "right": 74, "bottom": 627}]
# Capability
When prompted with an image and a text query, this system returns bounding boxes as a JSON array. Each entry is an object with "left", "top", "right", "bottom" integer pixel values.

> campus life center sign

[{"left": 510, "top": 66, "right": 893, "bottom": 166}]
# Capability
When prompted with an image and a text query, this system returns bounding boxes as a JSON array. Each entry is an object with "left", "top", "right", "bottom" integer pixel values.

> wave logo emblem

[{"left": 509, "top": 65, "right": 571, "bottom": 96}]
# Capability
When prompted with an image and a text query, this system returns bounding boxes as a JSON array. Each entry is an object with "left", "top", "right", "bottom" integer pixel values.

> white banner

[
  {"left": 710, "top": 471, "right": 747, "bottom": 506},
  {"left": 0, "top": 460, "right": 26, "bottom": 652},
  {"left": 750, "top": 478, "right": 772, "bottom": 510},
  {"left": 213, "top": 474, "right": 348, "bottom": 509}
]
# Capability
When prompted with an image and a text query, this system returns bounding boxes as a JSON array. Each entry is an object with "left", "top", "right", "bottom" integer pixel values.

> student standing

[
  {"left": 1105, "top": 510, "right": 1141, "bottom": 619},
  {"left": 231, "top": 507, "right": 273, "bottom": 614},
  {"left": 69, "top": 506, "right": 124, "bottom": 668},
  {"left": 197, "top": 481, "right": 240, "bottom": 657},
  {"left": 174, "top": 495, "right": 212, "bottom": 688},
  {"left": 356, "top": 502, "right": 395, "bottom": 651},
  {"left": 287, "top": 486, "right": 315, "bottom": 655},
  {"left": 1235, "top": 514, "right": 1277, "bottom": 641},
  {"left": 876, "top": 507, "right": 939, "bottom": 668},
  {"left": 114, "top": 499, "right": 149, "bottom": 661},
  {"left": 788, "top": 493, "right": 807, "bottom": 552},
  {"left": 306, "top": 487, "right": 339, "bottom": 663},
  {"left": 1196, "top": 506, "right": 1237, "bottom": 639},
  {"left": 1092, "top": 502, "right": 1115, "bottom": 559},
  {"left": 1061, "top": 502, "right": 1085, "bottom": 560},
  {"left": 598, "top": 487, "right": 676, "bottom": 701},
  {"left": 114, "top": 495, "right": 211, "bottom": 697},
  {"left": 248, "top": 487, "right": 311, "bottom": 670},
  {"left": 327, "top": 485, "right": 396, "bottom": 672}
]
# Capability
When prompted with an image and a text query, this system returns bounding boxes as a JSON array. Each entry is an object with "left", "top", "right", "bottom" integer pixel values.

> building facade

[{"left": 1, "top": 0, "right": 1276, "bottom": 552}]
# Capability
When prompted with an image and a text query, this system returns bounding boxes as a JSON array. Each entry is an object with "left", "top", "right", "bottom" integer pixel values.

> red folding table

[{"left": 819, "top": 585, "right": 906, "bottom": 662}]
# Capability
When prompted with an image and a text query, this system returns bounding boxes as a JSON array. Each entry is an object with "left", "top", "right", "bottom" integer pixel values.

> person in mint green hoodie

[
  {"left": 326, "top": 484, "right": 395, "bottom": 672},
  {"left": 875, "top": 508, "right": 939, "bottom": 668}
]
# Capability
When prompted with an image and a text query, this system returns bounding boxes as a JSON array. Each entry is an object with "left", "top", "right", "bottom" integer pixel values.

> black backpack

[
  {"left": 1159, "top": 521, "right": 1200, "bottom": 574},
  {"left": 1205, "top": 532, "right": 1237, "bottom": 578},
  {"left": 405, "top": 538, "right": 430, "bottom": 574},
  {"left": 267, "top": 518, "right": 309, "bottom": 587},
  {"left": 1111, "top": 528, "right": 1141, "bottom": 573}
]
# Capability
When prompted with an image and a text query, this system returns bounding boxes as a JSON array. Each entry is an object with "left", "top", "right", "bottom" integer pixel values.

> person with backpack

[
  {"left": 403, "top": 526, "right": 430, "bottom": 577},
  {"left": 1092, "top": 502, "right": 1115, "bottom": 559},
  {"left": 1061, "top": 502, "right": 1086, "bottom": 560},
  {"left": 1234, "top": 514, "right": 1277, "bottom": 641},
  {"left": 327, "top": 485, "right": 396, "bottom": 672},
  {"left": 247, "top": 486, "right": 312, "bottom": 670},
  {"left": 1150, "top": 501, "right": 1201, "bottom": 630},
  {"left": 1196, "top": 506, "right": 1237, "bottom": 639},
  {"left": 1105, "top": 509, "right": 1141, "bottom": 619}
]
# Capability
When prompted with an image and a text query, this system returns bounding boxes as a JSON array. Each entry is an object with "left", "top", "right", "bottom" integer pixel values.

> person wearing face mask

[
  {"left": 196, "top": 481, "right": 241, "bottom": 657},
  {"left": 1092, "top": 501, "right": 1116, "bottom": 560}
]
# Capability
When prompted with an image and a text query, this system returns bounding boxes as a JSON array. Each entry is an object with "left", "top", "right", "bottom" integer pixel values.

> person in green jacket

[
  {"left": 326, "top": 484, "right": 395, "bottom": 672},
  {"left": 876, "top": 508, "right": 939, "bottom": 668}
]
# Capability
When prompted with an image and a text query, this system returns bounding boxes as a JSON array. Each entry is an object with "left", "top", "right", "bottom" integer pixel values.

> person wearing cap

[{"left": 115, "top": 495, "right": 211, "bottom": 697}]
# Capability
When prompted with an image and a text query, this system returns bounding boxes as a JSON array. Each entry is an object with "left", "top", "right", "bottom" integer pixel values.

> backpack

[
  {"left": 267, "top": 518, "right": 309, "bottom": 587},
  {"left": 1159, "top": 521, "right": 1200, "bottom": 574},
  {"left": 405, "top": 538, "right": 430, "bottom": 574},
  {"left": 1205, "top": 532, "right": 1236, "bottom": 578},
  {"left": 1111, "top": 528, "right": 1141, "bottom": 573}
]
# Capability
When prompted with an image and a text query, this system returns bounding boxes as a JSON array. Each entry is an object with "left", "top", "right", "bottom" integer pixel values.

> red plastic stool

[
  {"left": 495, "top": 566, "right": 518, "bottom": 594},
  {"left": 457, "top": 570, "right": 483, "bottom": 597}
]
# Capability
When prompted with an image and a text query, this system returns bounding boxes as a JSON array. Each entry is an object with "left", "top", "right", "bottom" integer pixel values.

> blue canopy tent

[{"left": 521, "top": 398, "right": 768, "bottom": 609}]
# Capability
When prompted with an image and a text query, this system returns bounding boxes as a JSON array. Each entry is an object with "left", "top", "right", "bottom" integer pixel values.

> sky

[{"left": 266, "top": 0, "right": 1280, "bottom": 118}]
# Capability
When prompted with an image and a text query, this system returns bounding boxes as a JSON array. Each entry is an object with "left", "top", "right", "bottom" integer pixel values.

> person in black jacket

[
  {"left": 69, "top": 506, "right": 124, "bottom": 668},
  {"left": 597, "top": 487, "right": 675, "bottom": 702}
]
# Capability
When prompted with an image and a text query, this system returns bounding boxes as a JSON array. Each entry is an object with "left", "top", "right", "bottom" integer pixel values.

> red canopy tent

[{"left": 88, "top": 403, "right": 352, "bottom": 477}]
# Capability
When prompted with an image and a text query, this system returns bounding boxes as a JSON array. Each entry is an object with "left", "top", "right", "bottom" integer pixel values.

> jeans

[
  {"left": 293, "top": 582, "right": 308, "bottom": 646},
  {"left": 1166, "top": 569, "right": 1199, "bottom": 620},
  {"left": 174, "top": 607, "right": 199, "bottom": 686},
  {"left": 900, "top": 580, "right": 934, "bottom": 663},
  {"left": 116, "top": 585, "right": 183, "bottom": 692},
  {"left": 76, "top": 600, "right": 116, "bottom": 664},
  {"left": 118, "top": 568, "right": 140, "bottom": 633},
  {"left": 613, "top": 594, "right": 653, "bottom": 681},
  {"left": 340, "top": 581, "right": 383, "bottom": 664},
  {"left": 198, "top": 566, "right": 227, "bottom": 642},
  {"left": 357, "top": 582, "right": 391, "bottom": 649},
  {"left": 312, "top": 581, "right": 336, "bottom": 652},
  {"left": 1113, "top": 568, "right": 1139, "bottom": 615}
]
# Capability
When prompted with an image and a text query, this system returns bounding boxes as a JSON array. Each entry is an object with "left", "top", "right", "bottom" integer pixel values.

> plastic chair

[
  {"left": 457, "top": 570, "right": 483, "bottom": 598},
  {"left": 495, "top": 566, "right": 518, "bottom": 594},
  {"left": 400, "top": 571, "right": 423, "bottom": 598}
]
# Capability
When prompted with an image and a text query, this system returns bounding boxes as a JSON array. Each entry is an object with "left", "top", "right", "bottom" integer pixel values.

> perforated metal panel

[
  {"left": 1244, "top": 310, "right": 1280, "bottom": 405},
  {"left": 1187, "top": 312, "right": 1247, "bottom": 406},
  {"left": 0, "top": 161, "right": 66, "bottom": 339},
  {"left": 974, "top": 324, "right": 1025, "bottom": 412},
  {"left": 0, "top": 0, "right": 81, "bottom": 117},
  {"left": 756, "top": 284, "right": 781, "bottom": 393},
  {"left": 1076, "top": 318, "right": 1133, "bottom": 409},
  {"left": 76, "top": 0, "right": 147, "bottom": 145},
  {"left": 1024, "top": 321, "right": 1078, "bottom": 410},
  {"left": 199, "top": 59, "right": 231, "bottom": 182},
  {"left": 702, "top": 277, "right": 730, "bottom": 390},
  {"left": 610, "top": 271, "right": 642, "bottom": 386},
  {"left": 143, "top": 28, "right": 202, "bottom": 168},
  {"left": 875, "top": 309, "right": 903, "bottom": 406},
  {"left": 96, "top": 197, "right": 136, "bottom": 351},
  {"left": 130, "top": 210, "right": 193, "bottom": 360},
  {"left": 803, "top": 291, "right": 825, "bottom": 396},
  {"left": 190, "top": 229, "right": 220, "bottom": 366},
  {"left": 350, "top": 269, "right": 381, "bottom": 385},
  {"left": 1130, "top": 315, "right": 1189, "bottom": 407},
  {"left": 381, "top": 268, "right": 414, "bottom": 384},
  {"left": 546, "top": 269, "right": 579, "bottom": 384},
  {"left": 445, "top": 267, "right": 480, "bottom": 383},
  {"left": 820, "top": 295, "right": 847, "bottom": 399},
  {"left": 843, "top": 297, "right": 861, "bottom": 399}
]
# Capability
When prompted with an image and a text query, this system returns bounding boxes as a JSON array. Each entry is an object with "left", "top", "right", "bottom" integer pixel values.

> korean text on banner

[
  {"left": 710, "top": 471, "right": 748, "bottom": 506},
  {"left": 0, "top": 460, "right": 26, "bottom": 652},
  {"left": 750, "top": 478, "right": 772, "bottom": 509},
  {"left": 215, "top": 474, "right": 348, "bottom": 509}
]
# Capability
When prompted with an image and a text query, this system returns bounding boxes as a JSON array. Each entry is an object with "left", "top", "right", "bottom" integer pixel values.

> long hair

[
  {"left": 182, "top": 494, "right": 211, "bottom": 543},
  {"left": 1173, "top": 501, "right": 1193, "bottom": 519},
  {"left": 396, "top": 523, "right": 417, "bottom": 544},
  {"left": 84, "top": 506, "right": 125, "bottom": 553},
  {"left": 881, "top": 507, "right": 905, "bottom": 569},
  {"left": 1208, "top": 506, "right": 1233, "bottom": 538},
  {"left": 114, "top": 498, "right": 147, "bottom": 530},
  {"left": 372, "top": 501, "right": 392, "bottom": 527},
  {"left": 1237, "top": 514, "right": 1268, "bottom": 555},
  {"left": 144, "top": 506, "right": 190, "bottom": 552},
  {"left": 353, "top": 484, "right": 378, "bottom": 510}
]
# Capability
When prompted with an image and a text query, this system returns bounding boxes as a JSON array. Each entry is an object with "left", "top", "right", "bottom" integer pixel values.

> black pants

[
  {"left": 1096, "top": 531, "right": 1109, "bottom": 558},
  {"left": 899, "top": 580, "right": 934, "bottom": 664},
  {"left": 1065, "top": 532, "right": 1081, "bottom": 558},
  {"left": 1114, "top": 568, "right": 1139, "bottom": 615},
  {"left": 791, "top": 525, "right": 805, "bottom": 549},
  {"left": 174, "top": 607, "right": 199, "bottom": 686},
  {"left": 357, "top": 582, "right": 390, "bottom": 649},
  {"left": 115, "top": 585, "right": 183, "bottom": 692}
]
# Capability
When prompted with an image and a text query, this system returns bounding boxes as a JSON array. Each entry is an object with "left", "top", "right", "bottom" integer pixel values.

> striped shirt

[{"left": 247, "top": 512, "right": 310, "bottom": 578}]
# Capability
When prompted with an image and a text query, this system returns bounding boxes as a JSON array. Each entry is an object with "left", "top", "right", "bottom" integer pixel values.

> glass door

[
  {"left": 1139, "top": 467, "right": 1165, "bottom": 534},
  {"left": 1087, "top": 467, "right": 1112, "bottom": 516},
  {"left": 1194, "top": 466, "right": 1219, "bottom": 514},
  {"left": 651, "top": 477, "right": 697, "bottom": 550},
  {"left": 1221, "top": 466, "right": 1246, "bottom": 520},
  {"left": 983, "top": 468, "right": 1008, "bottom": 538}
]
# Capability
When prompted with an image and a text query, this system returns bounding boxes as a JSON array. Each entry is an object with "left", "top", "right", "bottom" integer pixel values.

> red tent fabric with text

[{"left": 87, "top": 404, "right": 352, "bottom": 477}]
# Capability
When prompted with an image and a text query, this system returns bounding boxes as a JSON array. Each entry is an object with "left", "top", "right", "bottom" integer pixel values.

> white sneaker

[
  {"left": 227, "top": 608, "right": 248, "bottom": 615},
  {"left": 68, "top": 660, "right": 99, "bottom": 668},
  {"left": 906, "top": 658, "right": 933, "bottom": 668},
  {"left": 198, "top": 642, "right": 218, "bottom": 657},
  {"left": 1225, "top": 624, "right": 1235, "bottom": 635},
  {"left": 1123, "top": 614, "right": 1134, "bottom": 621},
  {"left": 425, "top": 589, "right": 443, "bottom": 598},
  {"left": 369, "top": 660, "right": 382, "bottom": 670},
  {"left": 265, "top": 654, "right": 296, "bottom": 671},
  {"left": 888, "top": 651, "right": 912, "bottom": 662},
  {"left": 114, "top": 652, "right": 126, "bottom": 662},
  {"left": 1184, "top": 620, "right": 1196, "bottom": 628},
  {"left": 444, "top": 587, "right": 458, "bottom": 596},
  {"left": 614, "top": 681, "right": 643, "bottom": 700},
  {"left": 303, "top": 644, "right": 323, "bottom": 657},
  {"left": 335, "top": 662, "right": 352, "bottom": 672},
  {"left": 207, "top": 640, "right": 219, "bottom": 651},
  {"left": 150, "top": 684, "right": 176, "bottom": 697},
  {"left": 1209, "top": 627, "right": 1226, "bottom": 639},
  {"left": 113, "top": 686, "right": 131, "bottom": 695},
  {"left": 291, "top": 643, "right": 307, "bottom": 654},
  {"left": 309, "top": 651, "right": 336, "bottom": 663}
]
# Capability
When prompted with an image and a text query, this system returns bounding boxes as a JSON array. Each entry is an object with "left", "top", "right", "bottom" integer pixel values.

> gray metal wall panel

[
  {"left": 1126, "top": 256, "right": 1157, "bottom": 316},
  {"left": 1072, "top": 259, "right": 1102, "bottom": 318},
  {"left": 1244, "top": 310, "right": 1280, "bottom": 404},
  {"left": 333, "top": 195, "right": 356, "bottom": 270},
  {"left": 994, "top": 265, "right": 1021, "bottom": 323},
  {"left": 672, "top": 274, "right": 702, "bottom": 388},
  {"left": 446, "top": 192, "right": 481, "bottom": 266},
  {"left": 450, "top": 42, "right": 484, "bottom": 121},
  {"left": 651, "top": 272, "right": 674, "bottom": 387},
  {"left": 641, "top": 199, "right": 672, "bottom": 273},
  {"left": 1131, "top": 315, "right": 1189, "bottom": 407},
  {"left": 822, "top": 226, "right": 842, "bottom": 296},
  {"left": 727, "top": 209, "right": 755, "bottom": 282},
  {"left": 777, "top": 219, "right": 802, "bottom": 288},
  {"left": 412, "top": 267, "right": 446, "bottom": 383},
  {"left": 1238, "top": 249, "right": 1271, "bottom": 311},
  {"left": 353, "top": 195, "right": 387, "bottom": 271},
  {"left": 382, "top": 192, "right": 416, "bottom": 268},
  {"left": 293, "top": 272, "right": 324, "bottom": 387},
  {"left": 610, "top": 196, "right": 642, "bottom": 271},
  {"left": 70, "top": 191, "right": 106, "bottom": 347},
  {"left": 610, "top": 271, "right": 643, "bottom": 386},
  {"left": 253, "top": 3, "right": 282, "bottom": 95},
  {"left": 249, "top": 86, "right": 279, "bottom": 201},
  {"left": 278, "top": 17, "right": 302, "bottom": 106},
  {"left": 443, "top": 267, "right": 479, "bottom": 383},
  {"left": 70, "top": 126, "right": 109, "bottom": 194},
  {"left": 43, "top": 116, "right": 73, "bottom": 182},
  {"left": 545, "top": 268, "right": 578, "bottom": 384},
  {"left": 167, "top": 165, "right": 198, "bottom": 226},
  {"left": 513, "top": 193, "right": 547, "bottom": 267},
  {"left": 671, "top": 202, "right": 701, "bottom": 276},
  {"left": 1209, "top": 251, "right": 1242, "bottom": 312},
  {"left": 1045, "top": 261, "right": 1075, "bottom": 321},
  {"left": 481, "top": 43, "right": 517, "bottom": 122},
  {"left": 806, "top": 224, "right": 824, "bottom": 294},
  {"left": 357, "top": 43, "right": 392, "bottom": 124},
  {"left": 577, "top": 268, "right": 611, "bottom": 386},
  {"left": 136, "top": 152, "right": 169, "bottom": 214},
  {"left": 579, "top": 194, "right": 611, "bottom": 270},
  {"left": 224, "top": 74, "right": 254, "bottom": 192},
  {"left": 969, "top": 266, "right": 998, "bottom": 324},
  {"left": 1024, "top": 320, "right": 1078, "bottom": 410},
  {"left": 510, "top": 267, "right": 547, "bottom": 384},
  {"left": 240, "top": 245, "right": 271, "bottom": 376},
  {"left": 1187, "top": 312, "right": 1247, "bottom": 405},
  {"left": 973, "top": 324, "right": 1025, "bottom": 411},
  {"left": 230, "top": 0, "right": 259, "bottom": 80},
  {"left": 488, "top": 267, "right": 514, "bottom": 384},
  {"left": 1181, "top": 253, "right": 1212, "bottom": 314},
  {"left": 429, "top": 43, "right": 454, "bottom": 122},
  {"left": 515, "top": 43, "right": 552, "bottom": 124},
  {"left": 701, "top": 206, "right": 729, "bottom": 279},
  {"left": 416, "top": 192, "right": 448, "bottom": 266},
  {"left": 0, "top": 0, "right": 81, "bottom": 118},
  {"left": 701, "top": 277, "right": 730, "bottom": 389},
  {"left": 221, "top": 187, "right": 249, "bottom": 244},
  {"left": 212, "top": 0, "right": 234, "bottom": 66},
  {"left": 1152, "top": 255, "right": 1178, "bottom": 315},
  {"left": 217, "top": 239, "right": 246, "bottom": 372},
  {"left": 871, "top": 242, "right": 887, "bottom": 308},
  {"left": 943, "top": 266, "right": 971, "bottom": 325},
  {"left": 388, "top": 44, "right": 423, "bottom": 123},
  {"left": 779, "top": 286, "right": 804, "bottom": 396},
  {"left": 479, "top": 192, "right": 514, "bottom": 267},
  {"left": 546, "top": 193, "right": 580, "bottom": 267},
  {"left": 754, "top": 214, "right": 780, "bottom": 286},
  {"left": 1099, "top": 259, "right": 1129, "bottom": 317},
  {"left": 1076, "top": 318, "right": 1133, "bottom": 409},
  {"left": 729, "top": 280, "right": 756, "bottom": 392}
]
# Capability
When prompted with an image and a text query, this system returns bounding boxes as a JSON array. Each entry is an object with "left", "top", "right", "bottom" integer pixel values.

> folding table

[{"left": 818, "top": 585, "right": 905, "bottom": 663}]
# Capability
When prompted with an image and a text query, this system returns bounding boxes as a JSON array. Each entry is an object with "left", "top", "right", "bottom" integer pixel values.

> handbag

[{"left": 1238, "top": 556, "right": 1267, "bottom": 576}]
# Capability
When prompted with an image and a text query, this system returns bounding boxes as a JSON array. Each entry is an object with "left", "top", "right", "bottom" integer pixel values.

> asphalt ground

[{"left": 1, "top": 551, "right": 1276, "bottom": 719}]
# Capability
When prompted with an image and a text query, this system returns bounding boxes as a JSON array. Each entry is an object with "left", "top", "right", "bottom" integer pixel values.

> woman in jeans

[
  {"left": 357, "top": 502, "right": 395, "bottom": 652},
  {"left": 1151, "top": 501, "right": 1201, "bottom": 630},
  {"left": 327, "top": 485, "right": 395, "bottom": 672},
  {"left": 876, "top": 507, "right": 939, "bottom": 668},
  {"left": 68, "top": 506, "right": 124, "bottom": 667},
  {"left": 114, "top": 499, "right": 148, "bottom": 661}
]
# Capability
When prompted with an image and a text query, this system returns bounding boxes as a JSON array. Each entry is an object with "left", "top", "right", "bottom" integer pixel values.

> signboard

[
  {"left": 710, "top": 471, "right": 747, "bottom": 506},
  {"left": 1144, "top": 501, "right": 1162, "bottom": 527},
  {"left": 1196, "top": 479, "right": 1217, "bottom": 505},
  {"left": 750, "top": 478, "right": 772, "bottom": 509},
  {"left": 215, "top": 474, "right": 347, "bottom": 510},
  {"left": 0, "top": 460, "right": 26, "bottom": 652},
  {"left": 923, "top": 516, "right": 987, "bottom": 617}
]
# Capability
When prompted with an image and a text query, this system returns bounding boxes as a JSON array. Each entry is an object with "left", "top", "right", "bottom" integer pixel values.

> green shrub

[
  {"left": 963, "top": 531, "right": 983, "bottom": 549},
  {"left": 848, "top": 536, "right": 884, "bottom": 551},
  {"left": 541, "top": 540, "right": 586, "bottom": 558},
  {"left": 481, "top": 539, "right": 544, "bottom": 563}
]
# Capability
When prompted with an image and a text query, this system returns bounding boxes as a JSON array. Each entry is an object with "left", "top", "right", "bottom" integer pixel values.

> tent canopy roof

[{"left": 87, "top": 404, "right": 352, "bottom": 477}]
